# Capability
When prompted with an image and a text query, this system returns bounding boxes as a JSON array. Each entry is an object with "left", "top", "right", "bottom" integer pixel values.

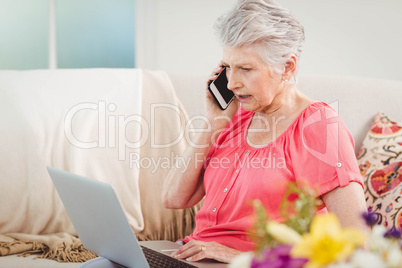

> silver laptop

[{"left": 47, "top": 167, "right": 226, "bottom": 268}]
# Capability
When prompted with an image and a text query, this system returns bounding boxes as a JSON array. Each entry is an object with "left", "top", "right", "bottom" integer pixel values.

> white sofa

[{"left": 0, "top": 69, "right": 401, "bottom": 267}]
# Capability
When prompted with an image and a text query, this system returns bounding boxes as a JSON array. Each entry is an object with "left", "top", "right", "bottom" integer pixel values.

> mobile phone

[{"left": 208, "top": 67, "right": 235, "bottom": 110}]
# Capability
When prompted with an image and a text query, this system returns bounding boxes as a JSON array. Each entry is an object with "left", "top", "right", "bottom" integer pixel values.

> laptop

[{"left": 47, "top": 167, "right": 226, "bottom": 268}]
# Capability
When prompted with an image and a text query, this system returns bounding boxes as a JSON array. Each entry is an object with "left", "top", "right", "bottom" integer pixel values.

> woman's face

[{"left": 222, "top": 45, "right": 285, "bottom": 114}]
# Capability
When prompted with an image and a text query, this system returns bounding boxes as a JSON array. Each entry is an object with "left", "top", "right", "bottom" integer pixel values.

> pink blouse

[{"left": 182, "top": 102, "right": 363, "bottom": 251}]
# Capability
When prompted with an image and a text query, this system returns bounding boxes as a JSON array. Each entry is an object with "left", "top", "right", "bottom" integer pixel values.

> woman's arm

[
  {"left": 162, "top": 65, "right": 239, "bottom": 209},
  {"left": 322, "top": 181, "right": 369, "bottom": 234},
  {"left": 161, "top": 127, "right": 214, "bottom": 209}
]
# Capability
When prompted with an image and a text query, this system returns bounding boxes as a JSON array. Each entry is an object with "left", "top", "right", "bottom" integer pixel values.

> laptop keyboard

[{"left": 141, "top": 246, "right": 197, "bottom": 268}]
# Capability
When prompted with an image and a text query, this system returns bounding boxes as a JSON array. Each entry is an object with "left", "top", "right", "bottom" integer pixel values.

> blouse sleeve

[{"left": 290, "top": 103, "right": 364, "bottom": 196}]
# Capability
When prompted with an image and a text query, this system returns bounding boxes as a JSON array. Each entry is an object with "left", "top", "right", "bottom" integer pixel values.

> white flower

[
  {"left": 228, "top": 252, "right": 254, "bottom": 268},
  {"left": 350, "top": 249, "right": 387, "bottom": 268},
  {"left": 265, "top": 221, "right": 302, "bottom": 244},
  {"left": 368, "top": 225, "right": 389, "bottom": 252},
  {"left": 366, "top": 225, "right": 402, "bottom": 267},
  {"left": 384, "top": 242, "right": 402, "bottom": 268},
  {"left": 325, "top": 261, "right": 355, "bottom": 268}
]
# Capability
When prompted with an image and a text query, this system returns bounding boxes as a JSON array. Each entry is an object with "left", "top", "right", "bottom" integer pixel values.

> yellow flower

[
  {"left": 266, "top": 221, "right": 302, "bottom": 244},
  {"left": 291, "top": 213, "right": 366, "bottom": 268}
]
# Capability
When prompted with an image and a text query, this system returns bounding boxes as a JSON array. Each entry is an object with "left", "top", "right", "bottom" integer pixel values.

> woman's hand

[
  {"left": 205, "top": 65, "right": 239, "bottom": 132},
  {"left": 171, "top": 240, "right": 242, "bottom": 264}
]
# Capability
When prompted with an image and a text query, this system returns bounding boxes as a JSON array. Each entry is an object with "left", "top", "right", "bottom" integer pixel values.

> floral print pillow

[{"left": 357, "top": 112, "right": 402, "bottom": 230}]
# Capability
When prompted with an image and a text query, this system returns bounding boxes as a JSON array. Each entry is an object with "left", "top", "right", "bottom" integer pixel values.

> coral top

[{"left": 183, "top": 102, "right": 363, "bottom": 251}]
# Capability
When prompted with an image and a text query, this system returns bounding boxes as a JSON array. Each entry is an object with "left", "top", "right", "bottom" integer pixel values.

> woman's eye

[{"left": 241, "top": 68, "right": 250, "bottom": 71}]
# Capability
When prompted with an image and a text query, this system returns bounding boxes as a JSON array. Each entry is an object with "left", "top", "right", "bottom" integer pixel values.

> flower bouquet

[{"left": 229, "top": 183, "right": 402, "bottom": 268}]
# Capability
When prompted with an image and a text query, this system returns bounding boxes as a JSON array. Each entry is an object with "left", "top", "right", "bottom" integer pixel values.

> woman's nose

[{"left": 227, "top": 71, "right": 239, "bottom": 91}]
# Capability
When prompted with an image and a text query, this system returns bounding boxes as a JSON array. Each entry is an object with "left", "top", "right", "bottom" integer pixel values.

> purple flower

[
  {"left": 384, "top": 227, "right": 402, "bottom": 240},
  {"left": 251, "top": 245, "right": 308, "bottom": 268},
  {"left": 362, "top": 211, "right": 379, "bottom": 227}
]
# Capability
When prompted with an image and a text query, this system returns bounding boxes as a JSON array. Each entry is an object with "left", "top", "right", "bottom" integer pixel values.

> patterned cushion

[{"left": 357, "top": 112, "right": 402, "bottom": 229}]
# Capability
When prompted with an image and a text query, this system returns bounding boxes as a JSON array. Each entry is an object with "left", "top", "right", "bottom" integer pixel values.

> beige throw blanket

[
  {"left": 0, "top": 233, "right": 97, "bottom": 262},
  {"left": 0, "top": 69, "right": 200, "bottom": 262}
]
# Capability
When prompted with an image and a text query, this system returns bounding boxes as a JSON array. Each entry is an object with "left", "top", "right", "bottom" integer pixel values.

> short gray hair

[{"left": 215, "top": 0, "right": 305, "bottom": 83}]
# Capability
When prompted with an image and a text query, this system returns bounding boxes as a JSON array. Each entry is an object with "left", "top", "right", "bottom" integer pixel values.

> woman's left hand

[{"left": 171, "top": 240, "right": 241, "bottom": 264}]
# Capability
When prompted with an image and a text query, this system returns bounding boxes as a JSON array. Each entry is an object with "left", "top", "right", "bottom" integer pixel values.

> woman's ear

[{"left": 282, "top": 54, "right": 297, "bottom": 81}]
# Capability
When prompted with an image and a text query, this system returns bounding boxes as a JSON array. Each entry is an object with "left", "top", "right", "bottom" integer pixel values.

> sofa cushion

[
  {"left": 0, "top": 69, "right": 144, "bottom": 235},
  {"left": 357, "top": 112, "right": 402, "bottom": 229},
  {"left": 136, "top": 70, "right": 201, "bottom": 242}
]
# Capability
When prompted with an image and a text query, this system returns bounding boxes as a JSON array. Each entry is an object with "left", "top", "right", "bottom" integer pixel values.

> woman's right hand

[{"left": 205, "top": 65, "right": 239, "bottom": 131}]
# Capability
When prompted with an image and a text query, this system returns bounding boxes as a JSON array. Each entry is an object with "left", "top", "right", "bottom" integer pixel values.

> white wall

[{"left": 136, "top": 0, "right": 402, "bottom": 81}]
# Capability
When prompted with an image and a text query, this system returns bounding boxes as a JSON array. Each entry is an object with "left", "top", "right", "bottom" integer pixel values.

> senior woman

[{"left": 162, "top": 0, "right": 368, "bottom": 264}]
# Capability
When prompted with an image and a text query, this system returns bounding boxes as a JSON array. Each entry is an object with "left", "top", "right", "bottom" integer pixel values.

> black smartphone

[{"left": 208, "top": 67, "right": 235, "bottom": 110}]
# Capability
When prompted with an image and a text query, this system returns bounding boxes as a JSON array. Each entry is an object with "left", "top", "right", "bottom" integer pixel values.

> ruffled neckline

[{"left": 242, "top": 101, "right": 324, "bottom": 150}]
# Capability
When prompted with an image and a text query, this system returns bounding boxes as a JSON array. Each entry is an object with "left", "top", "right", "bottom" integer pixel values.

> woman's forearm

[
  {"left": 162, "top": 120, "right": 223, "bottom": 209},
  {"left": 322, "top": 182, "right": 369, "bottom": 234}
]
